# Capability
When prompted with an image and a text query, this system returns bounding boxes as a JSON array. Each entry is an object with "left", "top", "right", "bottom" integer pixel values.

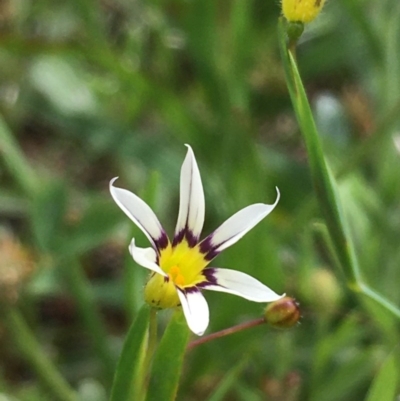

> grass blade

[
  {"left": 365, "top": 353, "right": 399, "bottom": 401},
  {"left": 145, "top": 310, "right": 190, "bottom": 401},
  {"left": 110, "top": 304, "right": 151, "bottom": 401}
]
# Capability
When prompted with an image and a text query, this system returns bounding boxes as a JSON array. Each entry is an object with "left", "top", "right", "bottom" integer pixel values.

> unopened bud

[
  {"left": 282, "top": 0, "right": 326, "bottom": 24},
  {"left": 305, "top": 268, "right": 342, "bottom": 314},
  {"left": 286, "top": 21, "right": 304, "bottom": 44},
  {"left": 264, "top": 297, "right": 300, "bottom": 329}
]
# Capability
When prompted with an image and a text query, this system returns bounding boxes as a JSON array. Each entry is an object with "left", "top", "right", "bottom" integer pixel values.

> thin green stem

[
  {"left": 278, "top": 18, "right": 400, "bottom": 321},
  {"left": 358, "top": 282, "right": 400, "bottom": 320},
  {"left": 4, "top": 308, "right": 77, "bottom": 401}
]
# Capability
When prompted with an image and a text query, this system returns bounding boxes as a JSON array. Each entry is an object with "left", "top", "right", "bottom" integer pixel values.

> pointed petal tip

[
  {"left": 272, "top": 187, "right": 280, "bottom": 209},
  {"left": 174, "top": 143, "right": 205, "bottom": 242},
  {"left": 109, "top": 180, "right": 166, "bottom": 249},
  {"left": 109, "top": 177, "right": 119, "bottom": 187}
]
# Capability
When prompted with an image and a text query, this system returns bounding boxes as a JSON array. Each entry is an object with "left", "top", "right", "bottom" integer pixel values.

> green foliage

[
  {"left": 145, "top": 311, "right": 190, "bottom": 401},
  {"left": 110, "top": 305, "right": 150, "bottom": 401},
  {"left": 0, "top": 0, "right": 400, "bottom": 400},
  {"left": 365, "top": 353, "right": 400, "bottom": 401}
]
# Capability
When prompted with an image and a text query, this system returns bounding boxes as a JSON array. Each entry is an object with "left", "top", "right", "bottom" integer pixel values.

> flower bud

[
  {"left": 304, "top": 268, "right": 342, "bottom": 314},
  {"left": 264, "top": 297, "right": 300, "bottom": 328},
  {"left": 286, "top": 21, "right": 305, "bottom": 43},
  {"left": 282, "top": 0, "right": 326, "bottom": 24}
]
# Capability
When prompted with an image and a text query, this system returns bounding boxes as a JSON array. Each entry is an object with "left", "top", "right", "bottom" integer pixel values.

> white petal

[
  {"left": 110, "top": 178, "right": 167, "bottom": 250},
  {"left": 174, "top": 145, "right": 205, "bottom": 244},
  {"left": 203, "top": 268, "right": 283, "bottom": 302},
  {"left": 203, "top": 188, "right": 279, "bottom": 254},
  {"left": 129, "top": 239, "right": 167, "bottom": 277},
  {"left": 177, "top": 288, "right": 209, "bottom": 336}
]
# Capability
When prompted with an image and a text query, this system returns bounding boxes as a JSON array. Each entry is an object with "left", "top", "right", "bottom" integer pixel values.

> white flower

[{"left": 110, "top": 145, "right": 283, "bottom": 335}]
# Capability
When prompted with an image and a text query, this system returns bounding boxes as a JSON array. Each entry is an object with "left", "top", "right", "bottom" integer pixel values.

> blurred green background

[{"left": 1, "top": 0, "right": 400, "bottom": 400}]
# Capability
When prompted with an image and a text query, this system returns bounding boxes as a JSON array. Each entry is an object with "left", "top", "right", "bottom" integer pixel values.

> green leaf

[
  {"left": 145, "top": 310, "right": 190, "bottom": 401},
  {"left": 365, "top": 353, "right": 399, "bottom": 401},
  {"left": 110, "top": 305, "right": 151, "bottom": 401}
]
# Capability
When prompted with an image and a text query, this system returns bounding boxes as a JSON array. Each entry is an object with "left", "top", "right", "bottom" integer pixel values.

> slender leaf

[
  {"left": 110, "top": 305, "right": 151, "bottom": 401},
  {"left": 145, "top": 311, "right": 190, "bottom": 401},
  {"left": 365, "top": 353, "right": 399, "bottom": 401}
]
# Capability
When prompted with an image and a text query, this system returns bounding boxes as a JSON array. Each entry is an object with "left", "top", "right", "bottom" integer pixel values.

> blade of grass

[
  {"left": 145, "top": 310, "right": 190, "bottom": 401},
  {"left": 110, "top": 305, "right": 151, "bottom": 401},
  {"left": 365, "top": 352, "right": 400, "bottom": 401}
]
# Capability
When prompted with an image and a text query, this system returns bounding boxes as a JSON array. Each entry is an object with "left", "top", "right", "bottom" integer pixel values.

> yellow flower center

[
  {"left": 144, "top": 240, "right": 209, "bottom": 309},
  {"left": 169, "top": 266, "right": 185, "bottom": 286}
]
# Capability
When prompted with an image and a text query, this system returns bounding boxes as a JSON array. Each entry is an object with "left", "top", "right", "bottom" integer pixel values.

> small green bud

[
  {"left": 286, "top": 21, "right": 305, "bottom": 43},
  {"left": 307, "top": 268, "right": 342, "bottom": 314},
  {"left": 264, "top": 297, "right": 300, "bottom": 329}
]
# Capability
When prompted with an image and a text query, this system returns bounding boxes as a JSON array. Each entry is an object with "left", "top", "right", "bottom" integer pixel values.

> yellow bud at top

[{"left": 282, "top": 0, "right": 326, "bottom": 23}]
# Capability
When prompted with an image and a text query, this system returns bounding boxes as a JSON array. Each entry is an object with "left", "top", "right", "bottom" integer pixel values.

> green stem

[
  {"left": 4, "top": 308, "right": 77, "bottom": 401},
  {"left": 358, "top": 282, "right": 400, "bottom": 320},
  {"left": 61, "top": 258, "right": 115, "bottom": 383},
  {"left": 277, "top": 18, "right": 400, "bottom": 321}
]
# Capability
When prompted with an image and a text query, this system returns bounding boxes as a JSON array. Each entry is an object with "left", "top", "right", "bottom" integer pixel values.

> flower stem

[
  {"left": 277, "top": 17, "right": 400, "bottom": 321},
  {"left": 358, "top": 282, "right": 400, "bottom": 319},
  {"left": 187, "top": 318, "right": 265, "bottom": 350},
  {"left": 4, "top": 308, "right": 77, "bottom": 401}
]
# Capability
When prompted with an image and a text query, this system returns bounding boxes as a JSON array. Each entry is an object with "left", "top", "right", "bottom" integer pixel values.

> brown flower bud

[{"left": 264, "top": 296, "right": 300, "bottom": 328}]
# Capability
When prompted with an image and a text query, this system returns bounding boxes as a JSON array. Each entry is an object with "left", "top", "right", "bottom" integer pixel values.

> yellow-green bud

[
  {"left": 264, "top": 297, "right": 300, "bottom": 329},
  {"left": 282, "top": 0, "right": 326, "bottom": 24},
  {"left": 306, "top": 268, "right": 342, "bottom": 314},
  {"left": 286, "top": 21, "right": 305, "bottom": 43}
]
